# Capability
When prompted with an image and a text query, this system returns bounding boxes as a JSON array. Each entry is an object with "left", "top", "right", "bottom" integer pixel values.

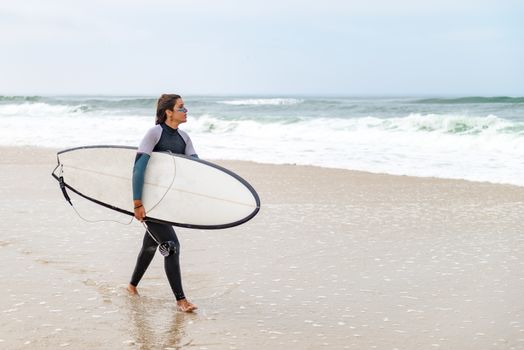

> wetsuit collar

[{"left": 161, "top": 122, "right": 179, "bottom": 134}]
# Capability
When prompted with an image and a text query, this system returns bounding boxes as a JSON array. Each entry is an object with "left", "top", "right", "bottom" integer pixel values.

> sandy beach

[{"left": 0, "top": 146, "right": 523, "bottom": 349}]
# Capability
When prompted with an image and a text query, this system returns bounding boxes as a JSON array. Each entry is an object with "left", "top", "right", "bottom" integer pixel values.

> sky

[{"left": 1, "top": 0, "right": 523, "bottom": 96}]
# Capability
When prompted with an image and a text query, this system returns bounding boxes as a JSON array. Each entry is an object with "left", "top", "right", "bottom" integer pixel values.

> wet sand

[{"left": 0, "top": 146, "right": 523, "bottom": 349}]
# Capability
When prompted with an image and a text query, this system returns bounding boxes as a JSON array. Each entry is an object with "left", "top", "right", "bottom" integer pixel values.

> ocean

[{"left": 1, "top": 95, "right": 523, "bottom": 186}]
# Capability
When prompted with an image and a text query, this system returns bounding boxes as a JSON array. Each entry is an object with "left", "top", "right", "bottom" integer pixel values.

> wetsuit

[{"left": 129, "top": 123, "right": 198, "bottom": 300}]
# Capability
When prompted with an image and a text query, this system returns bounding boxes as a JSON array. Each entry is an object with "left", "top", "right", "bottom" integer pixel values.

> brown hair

[{"left": 155, "top": 94, "right": 181, "bottom": 125}]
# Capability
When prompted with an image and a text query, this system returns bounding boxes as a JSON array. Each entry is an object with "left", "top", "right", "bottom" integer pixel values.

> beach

[{"left": 0, "top": 146, "right": 523, "bottom": 349}]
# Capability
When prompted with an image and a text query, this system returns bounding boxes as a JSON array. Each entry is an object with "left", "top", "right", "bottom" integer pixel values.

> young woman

[{"left": 127, "top": 94, "right": 198, "bottom": 312}]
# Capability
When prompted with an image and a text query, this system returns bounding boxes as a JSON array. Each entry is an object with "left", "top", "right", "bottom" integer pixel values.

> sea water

[{"left": 0, "top": 95, "right": 522, "bottom": 186}]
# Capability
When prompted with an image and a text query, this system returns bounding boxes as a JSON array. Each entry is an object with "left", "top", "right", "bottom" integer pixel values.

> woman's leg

[
  {"left": 145, "top": 222, "right": 186, "bottom": 300},
  {"left": 129, "top": 222, "right": 197, "bottom": 311},
  {"left": 129, "top": 227, "right": 158, "bottom": 288}
]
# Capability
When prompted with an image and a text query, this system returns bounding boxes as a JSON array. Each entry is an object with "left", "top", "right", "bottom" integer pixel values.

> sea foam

[
  {"left": 218, "top": 98, "right": 304, "bottom": 106},
  {"left": 1, "top": 96, "right": 523, "bottom": 186}
]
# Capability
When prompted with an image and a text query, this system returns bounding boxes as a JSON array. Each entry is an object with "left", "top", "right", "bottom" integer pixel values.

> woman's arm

[
  {"left": 132, "top": 126, "right": 161, "bottom": 220},
  {"left": 132, "top": 153, "right": 150, "bottom": 220},
  {"left": 179, "top": 129, "right": 198, "bottom": 158}
]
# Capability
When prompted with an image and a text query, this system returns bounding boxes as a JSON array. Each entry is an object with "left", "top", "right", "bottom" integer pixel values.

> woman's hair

[{"left": 155, "top": 94, "right": 181, "bottom": 125}]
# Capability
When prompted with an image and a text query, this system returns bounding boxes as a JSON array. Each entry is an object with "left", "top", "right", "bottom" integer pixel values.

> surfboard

[{"left": 51, "top": 145, "right": 260, "bottom": 229}]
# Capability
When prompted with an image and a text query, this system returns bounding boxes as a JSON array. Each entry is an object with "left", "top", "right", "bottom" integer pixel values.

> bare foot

[
  {"left": 127, "top": 284, "right": 139, "bottom": 296},
  {"left": 177, "top": 298, "right": 197, "bottom": 312}
]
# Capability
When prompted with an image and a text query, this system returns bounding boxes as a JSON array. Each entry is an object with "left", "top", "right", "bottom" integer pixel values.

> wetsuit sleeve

[
  {"left": 132, "top": 154, "right": 150, "bottom": 200},
  {"left": 132, "top": 126, "right": 161, "bottom": 200},
  {"left": 181, "top": 131, "right": 198, "bottom": 158}
]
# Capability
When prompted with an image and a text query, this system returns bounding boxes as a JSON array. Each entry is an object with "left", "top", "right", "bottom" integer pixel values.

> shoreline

[
  {"left": 1, "top": 146, "right": 523, "bottom": 349},
  {"left": 4, "top": 145, "right": 522, "bottom": 190}
]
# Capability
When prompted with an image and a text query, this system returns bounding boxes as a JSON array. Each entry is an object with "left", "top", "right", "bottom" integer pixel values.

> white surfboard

[{"left": 51, "top": 146, "right": 260, "bottom": 229}]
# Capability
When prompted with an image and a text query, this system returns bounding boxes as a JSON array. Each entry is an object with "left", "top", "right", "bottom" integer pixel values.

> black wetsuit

[
  {"left": 130, "top": 221, "right": 184, "bottom": 299},
  {"left": 130, "top": 123, "right": 198, "bottom": 300}
]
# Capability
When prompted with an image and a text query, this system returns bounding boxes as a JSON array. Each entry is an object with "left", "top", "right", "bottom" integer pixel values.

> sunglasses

[{"left": 175, "top": 107, "right": 188, "bottom": 113}]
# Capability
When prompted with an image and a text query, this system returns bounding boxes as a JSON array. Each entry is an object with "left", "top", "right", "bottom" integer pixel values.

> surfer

[{"left": 127, "top": 94, "right": 198, "bottom": 313}]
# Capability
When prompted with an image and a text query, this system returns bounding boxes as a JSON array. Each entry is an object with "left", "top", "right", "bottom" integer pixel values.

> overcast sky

[{"left": 1, "top": 0, "right": 523, "bottom": 96}]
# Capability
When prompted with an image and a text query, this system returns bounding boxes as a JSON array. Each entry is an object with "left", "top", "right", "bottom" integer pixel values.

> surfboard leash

[
  {"left": 55, "top": 150, "right": 177, "bottom": 229},
  {"left": 138, "top": 150, "right": 177, "bottom": 247},
  {"left": 141, "top": 221, "right": 160, "bottom": 244},
  {"left": 56, "top": 162, "right": 135, "bottom": 226},
  {"left": 56, "top": 163, "right": 173, "bottom": 256}
]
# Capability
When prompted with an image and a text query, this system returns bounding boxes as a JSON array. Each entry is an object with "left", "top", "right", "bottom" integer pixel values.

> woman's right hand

[{"left": 134, "top": 202, "right": 146, "bottom": 221}]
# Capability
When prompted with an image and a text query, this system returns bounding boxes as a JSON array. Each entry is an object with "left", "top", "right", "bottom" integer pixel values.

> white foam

[
  {"left": 1, "top": 103, "right": 522, "bottom": 186},
  {"left": 218, "top": 98, "right": 304, "bottom": 106},
  {"left": 185, "top": 114, "right": 524, "bottom": 186}
]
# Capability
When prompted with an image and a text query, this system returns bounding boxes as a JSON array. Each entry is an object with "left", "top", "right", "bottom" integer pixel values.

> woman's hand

[{"left": 134, "top": 201, "right": 146, "bottom": 221}]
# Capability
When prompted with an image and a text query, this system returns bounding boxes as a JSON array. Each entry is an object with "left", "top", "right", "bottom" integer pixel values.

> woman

[{"left": 127, "top": 94, "right": 198, "bottom": 312}]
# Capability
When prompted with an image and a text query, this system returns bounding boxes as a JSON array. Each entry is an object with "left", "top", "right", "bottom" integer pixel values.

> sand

[{"left": 0, "top": 146, "right": 523, "bottom": 349}]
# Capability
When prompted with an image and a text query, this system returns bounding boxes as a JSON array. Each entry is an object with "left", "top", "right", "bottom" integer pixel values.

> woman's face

[{"left": 167, "top": 98, "right": 187, "bottom": 124}]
